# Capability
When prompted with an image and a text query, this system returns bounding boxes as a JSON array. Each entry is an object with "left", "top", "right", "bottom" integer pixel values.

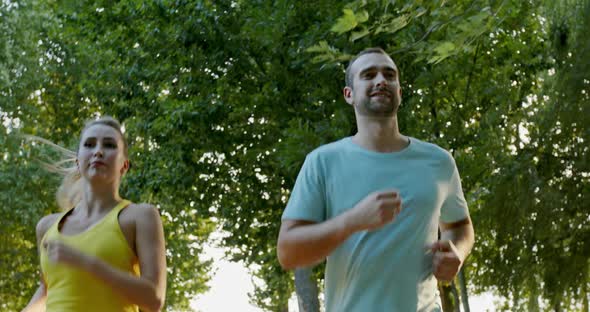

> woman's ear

[{"left": 120, "top": 159, "right": 130, "bottom": 175}]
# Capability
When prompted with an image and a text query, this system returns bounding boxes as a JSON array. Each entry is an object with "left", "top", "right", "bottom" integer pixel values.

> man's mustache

[{"left": 368, "top": 86, "right": 395, "bottom": 96}]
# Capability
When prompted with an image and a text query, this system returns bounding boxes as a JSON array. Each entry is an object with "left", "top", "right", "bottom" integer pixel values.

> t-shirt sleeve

[
  {"left": 440, "top": 159, "right": 470, "bottom": 223},
  {"left": 281, "top": 153, "right": 326, "bottom": 222}
]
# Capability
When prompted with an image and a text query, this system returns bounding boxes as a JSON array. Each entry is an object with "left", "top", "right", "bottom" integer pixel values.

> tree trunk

[
  {"left": 458, "top": 268, "right": 470, "bottom": 312},
  {"left": 294, "top": 267, "right": 320, "bottom": 312},
  {"left": 527, "top": 276, "right": 539, "bottom": 312},
  {"left": 583, "top": 280, "right": 589, "bottom": 312}
]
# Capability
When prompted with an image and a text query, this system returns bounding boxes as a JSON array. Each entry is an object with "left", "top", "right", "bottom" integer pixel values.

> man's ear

[{"left": 343, "top": 86, "right": 354, "bottom": 105}]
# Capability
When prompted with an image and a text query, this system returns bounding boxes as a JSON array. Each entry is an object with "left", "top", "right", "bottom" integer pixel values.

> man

[{"left": 277, "top": 47, "right": 474, "bottom": 311}]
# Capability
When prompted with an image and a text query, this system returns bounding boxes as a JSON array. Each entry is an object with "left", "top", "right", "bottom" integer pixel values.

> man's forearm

[
  {"left": 440, "top": 221, "right": 475, "bottom": 261},
  {"left": 277, "top": 211, "right": 357, "bottom": 270}
]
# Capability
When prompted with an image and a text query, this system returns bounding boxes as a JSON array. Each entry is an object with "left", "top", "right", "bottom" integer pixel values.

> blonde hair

[{"left": 25, "top": 116, "right": 128, "bottom": 210}]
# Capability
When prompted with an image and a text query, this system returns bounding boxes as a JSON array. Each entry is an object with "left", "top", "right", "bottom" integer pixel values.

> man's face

[{"left": 344, "top": 53, "right": 402, "bottom": 117}]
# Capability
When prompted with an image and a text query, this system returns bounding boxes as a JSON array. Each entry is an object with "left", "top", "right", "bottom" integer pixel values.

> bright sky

[
  {"left": 191, "top": 241, "right": 499, "bottom": 312},
  {"left": 190, "top": 242, "right": 262, "bottom": 312}
]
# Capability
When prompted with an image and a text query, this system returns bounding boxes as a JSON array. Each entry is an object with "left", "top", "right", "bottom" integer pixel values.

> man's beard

[{"left": 356, "top": 88, "right": 400, "bottom": 117}]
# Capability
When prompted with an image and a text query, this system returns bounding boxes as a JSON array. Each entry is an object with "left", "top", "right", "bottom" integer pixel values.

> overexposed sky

[
  {"left": 191, "top": 236, "right": 265, "bottom": 312},
  {"left": 190, "top": 257, "right": 262, "bottom": 312}
]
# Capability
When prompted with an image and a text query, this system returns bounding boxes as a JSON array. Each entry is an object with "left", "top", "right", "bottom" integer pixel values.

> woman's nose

[{"left": 93, "top": 148, "right": 104, "bottom": 158}]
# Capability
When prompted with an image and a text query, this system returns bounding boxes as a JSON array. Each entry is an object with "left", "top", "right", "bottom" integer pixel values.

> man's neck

[{"left": 352, "top": 115, "right": 408, "bottom": 153}]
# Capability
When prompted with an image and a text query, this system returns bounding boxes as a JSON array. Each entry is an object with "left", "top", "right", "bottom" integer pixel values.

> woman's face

[{"left": 77, "top": 124, "right": 128, "bottom": 184}]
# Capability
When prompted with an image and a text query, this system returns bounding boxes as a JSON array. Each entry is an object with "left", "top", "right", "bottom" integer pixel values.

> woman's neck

[{"left": 76, "top": 181, "right": 122, "bottom": 217}]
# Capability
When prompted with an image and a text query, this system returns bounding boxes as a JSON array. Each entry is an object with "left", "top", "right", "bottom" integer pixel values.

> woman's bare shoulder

[
  {"left": 120, "top": 202, "right": 161, "bottom": 223},
  {"left": 36, "top": 213, "right": 61, "bottom": 241}
]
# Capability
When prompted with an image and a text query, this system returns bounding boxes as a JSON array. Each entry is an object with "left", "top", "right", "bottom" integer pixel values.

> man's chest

[{"left": 324, "top": 159, "right": 448, "bottom": 219}]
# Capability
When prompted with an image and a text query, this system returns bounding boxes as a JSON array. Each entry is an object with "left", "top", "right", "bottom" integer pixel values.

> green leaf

[
  {"left": 377, "top": 14, "right": 410, "bottom": 34},
  {"left": 311, "top": 54, "right": 335, "bottom": 63},
  {"left": 414, "top": 7, "right": 428, "bottom": 18},
  {"left": 306, "top": 41, "right": 332, "bottom": 53},
  {"left": 457, "top": 8, "right": 491, "bottom": 34},
  {"left": 434, "top": 41, "right": 456, "bottom": 55},
  {"left": 400, "top": 2, "right": 413, "bottom": 13},
  {"left": 350, "top": 28, "right": 370, "bottom": 41},
  {"left": 428, "top": 41, "right": 457, "bottom": 64},
  {"left": 330, "top": 9, "right": 358, "bottom": 34},
  {"left": 355, "top": 10, "right": 369, "bottom": 23}
]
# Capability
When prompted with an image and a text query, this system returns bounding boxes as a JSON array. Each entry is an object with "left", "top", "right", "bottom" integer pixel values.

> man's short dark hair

[{"left": 345, "top": 47, "right": 389, "bottom": 88}]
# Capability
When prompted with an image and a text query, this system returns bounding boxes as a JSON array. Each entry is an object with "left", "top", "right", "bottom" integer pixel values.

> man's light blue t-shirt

[{"left": 282, "top": 137, "right": 469, "bottom": 312}]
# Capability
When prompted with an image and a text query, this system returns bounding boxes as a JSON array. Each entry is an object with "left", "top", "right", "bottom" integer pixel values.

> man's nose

[{"left": 375, "top": 73, "right": 388, "bottom": 87}]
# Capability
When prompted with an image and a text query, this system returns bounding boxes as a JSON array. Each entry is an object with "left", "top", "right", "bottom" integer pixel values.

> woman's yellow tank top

[{"left": 40, "top": 200, "right": 140, "bottom": 312}]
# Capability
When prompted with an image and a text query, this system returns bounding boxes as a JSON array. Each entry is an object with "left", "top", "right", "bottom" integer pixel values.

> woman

[{"left": 22, "top": 116, "right": 166, "bottom": 312}]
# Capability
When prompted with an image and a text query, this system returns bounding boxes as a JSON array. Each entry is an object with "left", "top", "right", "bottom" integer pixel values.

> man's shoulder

[
  {"left": 307, "top": 137, "right": 350, "bottom": 159},
  {"left": 409, "top": 137, "right": 454, "bottom": 161}
]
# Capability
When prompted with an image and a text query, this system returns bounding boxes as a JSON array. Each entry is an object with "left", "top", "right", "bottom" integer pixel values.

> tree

[
  {"left": 1, "top": 0, "right": 218, "bottom": 309},
  {"left": 304, "top": 0, "right": 586, "bottom": 310},
  {"left": 304, "top": 0, "right": 546, "bottom": 310},
  {"left": 2, "top": 0, "right": 588, "bottom": 311},
  {"left": 471, "top": 0, "right": 590, "bottom": 310}
]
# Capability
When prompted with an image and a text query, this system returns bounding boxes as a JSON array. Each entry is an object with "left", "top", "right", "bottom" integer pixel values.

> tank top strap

[
  {"left": 42, "top": 200, "right": 131, "bottom": 244},
  {"left": 42, "top": 209, "right": 73, "bottom": 243},
  {"left": 107, "top": 199, "right": 132, "bottom": 222}
]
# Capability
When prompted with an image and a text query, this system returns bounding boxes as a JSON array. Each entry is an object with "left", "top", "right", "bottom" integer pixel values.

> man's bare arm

[
  {"left": 278, "top": 190, "right": 402, "bottom": 269},
  {"left": 440, "top": 217, "right": 474, "bottom": 261},
  {"left": 430, "top": 217, "right": 474, "bottom": 282}
]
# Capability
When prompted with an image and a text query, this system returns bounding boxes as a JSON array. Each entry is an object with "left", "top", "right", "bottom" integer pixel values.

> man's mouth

[{"left": 370, "top": 91, "right": 391, "bottom": 97}]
